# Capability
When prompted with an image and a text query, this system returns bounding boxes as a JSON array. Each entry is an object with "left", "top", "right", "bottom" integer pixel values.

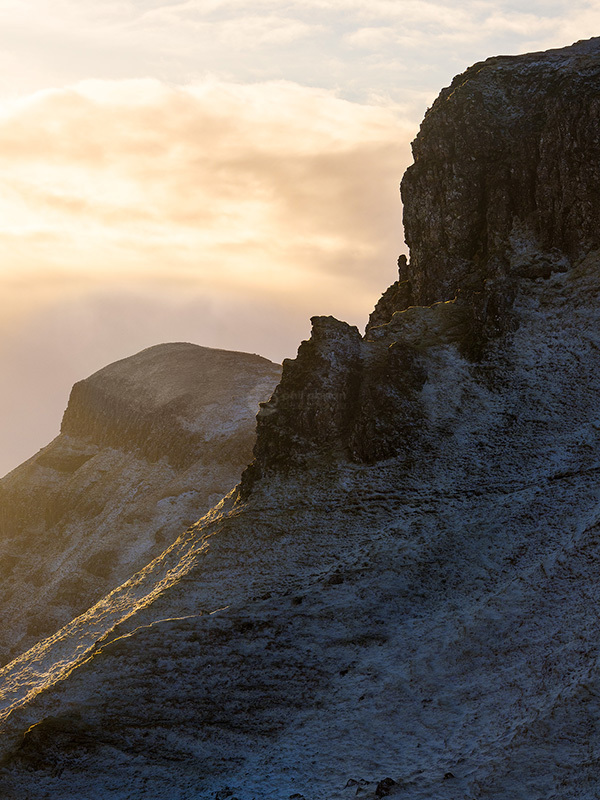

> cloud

[
  {"left": 1, "top": 0, "right": 593, "bottom": 108},
  {"left": 0, "top": 78, "right": 411, "bottom": 294},
  {"left": 0, "top": 78, "right": 412, "bottom": 475},
  {"left": 137, "top": 8, "right": 320, "bottom": 46},
  {"left": 342, "top": 2, "right": 566, "bottom": 49}
]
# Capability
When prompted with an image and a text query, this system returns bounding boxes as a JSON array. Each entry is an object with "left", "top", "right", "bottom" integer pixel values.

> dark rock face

[
  {"left": 242, "top": 317, "right": 362, "bottom": 491},
  {"left": 256, "top": 317, "right": 362, "bottom": 461},
  {"left": 401, "top": 38, "right": 600, "bottom": 310},
  {"left": 348, "top": 339, "right": 427, "bottom": 463},
  {"left": 241, "top": 315, "right": 427, "bottom": 491}
]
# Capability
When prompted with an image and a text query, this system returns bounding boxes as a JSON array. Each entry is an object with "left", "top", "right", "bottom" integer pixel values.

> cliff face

[
  {"left": 0, "top": 343, "right": 280, "bottom": 663},
  {"left": 1, "top": 38, "right": 600, "bottom": 800},
  {"left": 368, "top": 39, "right": 600, "bottom": 345},
  {"left": 402, "top": 38, "right": 600, "bottom": 310},
  {"left": 244, "top": 38, "right": 600, "bottom": 480}
]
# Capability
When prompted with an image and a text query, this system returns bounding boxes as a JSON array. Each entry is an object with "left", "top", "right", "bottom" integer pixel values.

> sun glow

[{"left": 1, "top": 0, "right": 597, "bottom": 475}]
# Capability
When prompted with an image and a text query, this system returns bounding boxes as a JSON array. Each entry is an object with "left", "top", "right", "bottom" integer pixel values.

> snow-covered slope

[
  {"left": 0, "top": 343, "right": 280, "bottom": 664},
  {"left": 1, "top": 38, "right": 600, "bottom": 800}
]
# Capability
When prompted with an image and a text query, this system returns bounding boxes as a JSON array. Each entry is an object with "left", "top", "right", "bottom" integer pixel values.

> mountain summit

[
  {"left": 0, "top": 343, "right": 280, "bottom": 664},
  {"left": 1, "top": 39, "right": 600, "bottom": 799}
]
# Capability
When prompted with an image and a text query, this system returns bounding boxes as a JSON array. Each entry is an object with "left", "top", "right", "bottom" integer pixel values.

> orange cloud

[
  {"left": 0, "top": 79, "right": 411, "bottom": 293},
  {"left": 0, "top": 78, "right": 414, "bottom": 476}
]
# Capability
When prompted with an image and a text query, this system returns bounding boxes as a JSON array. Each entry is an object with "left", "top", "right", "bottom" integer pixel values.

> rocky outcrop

[
  {"left": 0, "top": 343, "right": 280, "bottom": 663},
  {"left": 241, "top": 317, "right": 362, "bottom": 491},
  {"left": 241, "top": 311, "right": 428, "bottom": 492},
  {"left": 362, "top": 39, "right": 600, "bottom": 340},
  {"left": 245, "top": 38, "right": 600, "bottom": 478},
  {"left": 400, "top": 38, "right": 600, "bottom": 313},
  {"left": 2, "top": 37, "right": 600, "bottom": 800}
]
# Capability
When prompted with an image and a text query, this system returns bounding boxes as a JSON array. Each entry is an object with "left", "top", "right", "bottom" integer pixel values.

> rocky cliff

[
  {"left": 401, "top": 39, "right": 600, "bottom": 309},
  {"left": 0, "top": 38, "right": 599, "bottom": 800},
  {"left": 244, "top": 37, "right": 600, "bottom": 481},
  {"left": 0, "top": 343, "right": 280, "bottom": 663}
]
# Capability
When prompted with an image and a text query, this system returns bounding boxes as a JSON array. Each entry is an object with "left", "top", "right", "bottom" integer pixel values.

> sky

[{"left": 0, "top": 0, "right": 598, "bottom": 475}]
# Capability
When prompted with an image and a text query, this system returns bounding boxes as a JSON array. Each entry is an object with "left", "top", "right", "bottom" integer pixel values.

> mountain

[
  {"left": 1, "top": 38, "right": 600, "bottom": 799},
  {"left": 0, "top": 342, "right": 281, "bottom": 664}
]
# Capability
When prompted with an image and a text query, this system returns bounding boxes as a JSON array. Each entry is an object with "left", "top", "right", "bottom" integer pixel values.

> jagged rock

[
  {"left": 366, "top": 256, "right": 412, "bottom": 332},
  {"left": 241, "top": 316, "right": 362, "bottom": 491},
  {"left": 375, "top": 777, "right": 397, "bottom": 797},
  {"left": 2, "top": 37, "right": 600, "bottom": 800},
  {"left": 241, "top": 311, "right": 428, "bottom": 478},
  {"left": 0, "top": 342, "right": 280, "bottom": 663}
]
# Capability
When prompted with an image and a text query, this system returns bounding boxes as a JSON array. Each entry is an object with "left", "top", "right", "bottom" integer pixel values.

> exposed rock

[
  {"left": 365, "top": 256, "right": 412, "bottom": 332},
  {"left": 400, "top": 37, "right": 600, "bottom": 317},
  {"left": 363, "top": 37, "right": 600, "bottom": 345},
  {"left": 241, "top": 316, "right": 362, "bottom": 491},
  {"left": 375, "top": 777, "right": 397, "bottom": 796},
  {"left": 0, "top": 342, "right": 280, "bottom": 663},
  {"left": 241, "top": 309, "right": 428, "bottom": 484},
  {"left": 347, "top": 337, "right": 427, "bottom": 463},
  {"left": 2, "top": 37, "right": 600, "bottom": 800}
]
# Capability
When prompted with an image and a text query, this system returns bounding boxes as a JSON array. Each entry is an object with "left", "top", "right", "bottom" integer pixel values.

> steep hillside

[
  {"left": 0, "top": 38, "right": 599, "bottom": 800},
  {"left": 0, "top": 343, "right": 280, "bottom": 664}
]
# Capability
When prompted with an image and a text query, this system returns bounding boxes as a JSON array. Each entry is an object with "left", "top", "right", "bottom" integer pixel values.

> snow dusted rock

[
  {"left": 2, "top": 38, "right": 600, "bottom": 800},
  {"left": 0, "top": 343, "right": 280, "bottom": 663},
  {"left": 241, "top": 316, "right": 363, "bottom": 491}
]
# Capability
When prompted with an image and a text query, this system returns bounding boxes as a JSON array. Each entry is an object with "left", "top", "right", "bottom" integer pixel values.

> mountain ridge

[
  {"left": 1, "top": 38, "right": 600, "bottom": 799},
  {"left": 0, "top": 342, "right": 280, "bottom": 665}
]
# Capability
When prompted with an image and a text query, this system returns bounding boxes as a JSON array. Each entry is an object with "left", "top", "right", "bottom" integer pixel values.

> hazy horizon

[{"left": 1, "top": 0, "right": 598, "bottom": 476}]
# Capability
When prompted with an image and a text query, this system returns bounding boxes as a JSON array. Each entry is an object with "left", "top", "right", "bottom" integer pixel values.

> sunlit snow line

[
  {"left": 91, "top": 607, "right": 232, "bottom": 654},
  {"left": 0, "top": 495, "right": 237, "bottom": 730}
]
